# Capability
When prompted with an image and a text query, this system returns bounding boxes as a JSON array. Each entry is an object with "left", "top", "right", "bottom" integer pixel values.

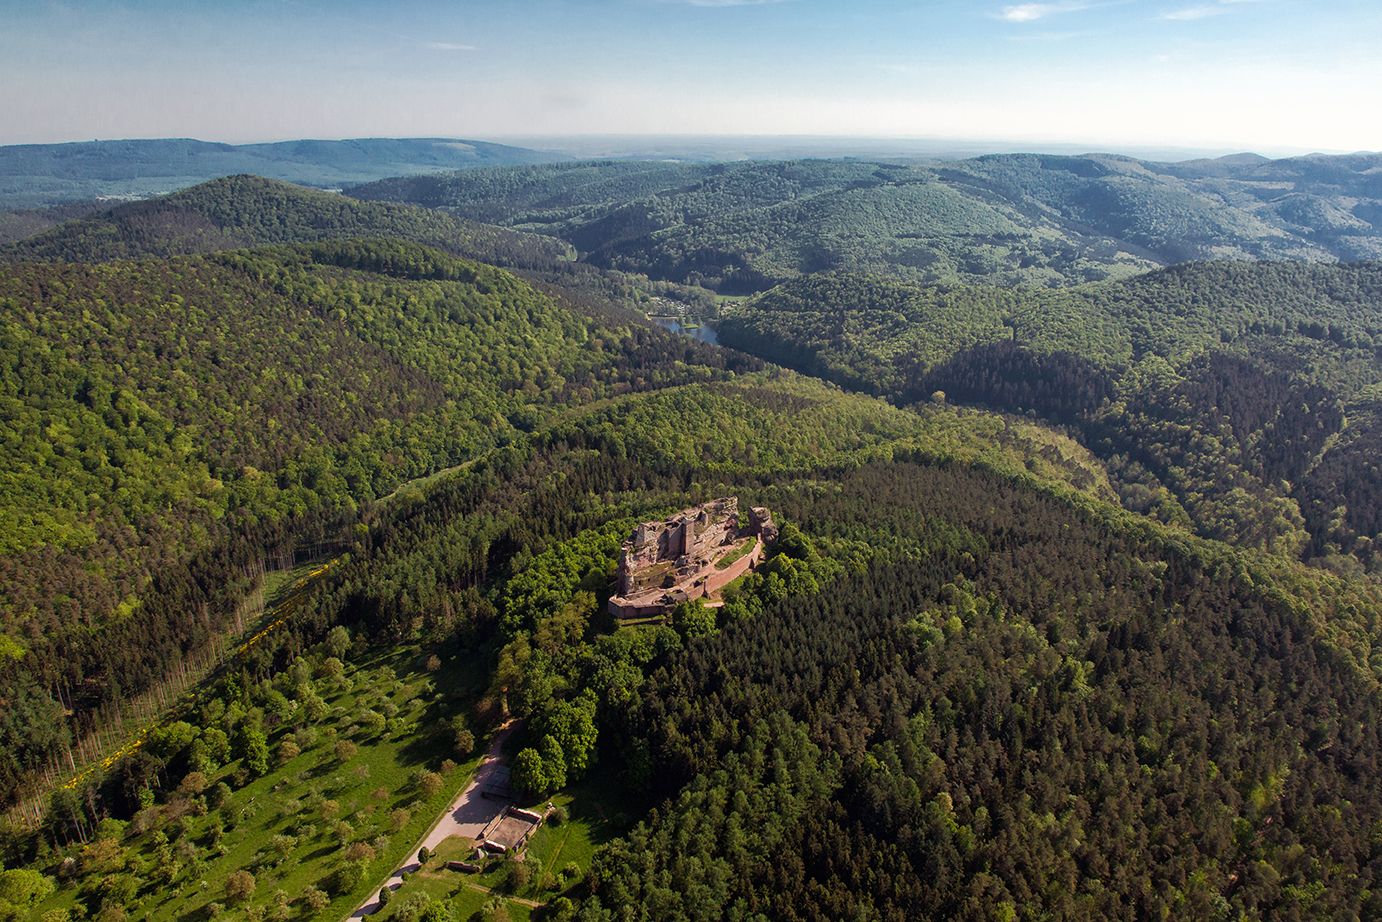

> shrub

[
  {"left": 548, "top": 805, "right": 568, "bottom": 826},
  {"left": 358, "top": 708, "right": 387, "bottom": 735},
  {"left": 225, "top": 869, "right": 256, "bottom": 904},
  {"left": 503, "top": 859, "right": 532, "bottom": 892},
  {"left": 345, "top": 841, "right": 376, "bottom": 863},
  {"left": 418, "top": 845, "right": 431, "bottom": 864},
  {"left": 179, "top": 771, "right": 209, "bottom": 796},
  {"left": 417, "top": 770, "right": 444, "bottom": 799},
  {"left": 335, "top": 739, "right": 358, "bottom": 762},
  {"left": 331, "top": 859, "right": 367, "bottom": 895},
  {"left": 208, "top": 782, "right": 232, "bottom": 809},
  {"left": 276, "top": 739, "right": 301, "bottom": 766},
  {"left": 302, "top": 885, "right": 330, "bottom": 911},
  {"left": 266, "top": 890, "right": 292, "bottom": 922},
  {"left": 325, "top": 626, "right": 351, "bottom": 659},
  {"left": 481, "top": 897, "right": 512, "bottom": 922},
  {"left": 270, "top": 833, "right": 297, "bottom": 862}
]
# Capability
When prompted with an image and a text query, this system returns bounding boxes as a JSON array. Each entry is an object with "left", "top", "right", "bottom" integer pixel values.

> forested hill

[
  {"left": 0, "top": 238, "right": 754, "bottom": 805},
  {"left": 0, "top": 175, "right": 573, "bottom": 268},
  {"left": 719, "top": 262, "right": 1382, "bottom": 572},
  {"left": 20, "top": 363, "right": 1382, "bottom": 919},
  {"left": 351, "top": 152, "right": 1382, "bottom": 291},
  {"left": 0, "top": 136, "right": 564, "bottom": 208}
]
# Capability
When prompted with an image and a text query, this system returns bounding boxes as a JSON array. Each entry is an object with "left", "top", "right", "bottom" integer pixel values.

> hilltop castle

[{"left": 607, "top": 497, "right": 778, "bottom": 619}]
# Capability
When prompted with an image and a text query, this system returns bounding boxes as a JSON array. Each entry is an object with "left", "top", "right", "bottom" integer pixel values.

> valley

[{"left": 1, "top": 143, "right": 1381, "bottom": 922}]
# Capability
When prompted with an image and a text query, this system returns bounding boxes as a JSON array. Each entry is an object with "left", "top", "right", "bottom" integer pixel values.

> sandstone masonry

[{"left": 607, "top": 497, "right": 778, "bottom": 619}]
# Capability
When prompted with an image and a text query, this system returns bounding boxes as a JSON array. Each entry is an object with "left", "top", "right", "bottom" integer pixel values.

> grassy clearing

[
  {"left": 374, "top": 772, "right": 630, "bottom": 920},
  {"left": 35, "top": 642, "right": 495, "bottom": 921},
  {"left": 714, "top": 536, "right": 757, "bottom": 570},
  {"left": 259, "top": 557, "right": 330, "bottom": 609}
]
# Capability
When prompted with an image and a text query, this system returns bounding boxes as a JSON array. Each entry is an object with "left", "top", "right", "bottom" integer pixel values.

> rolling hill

[
  {"left": 719, "top": 262, "right": 1382, "bottom": 570},
  {"left": 0, "top": 237, "right": 755, "bottom": 806},
  {"left": 0, "top": 175, "right": 572, "bottom": 268},
  {"left": 0, "top": 136, "right": 564, "bottom": 209},
  {"left": 21, "top": 352, "right": 1382, "bottom": 920},
  {"left": 6, "top": 151, "right": 1382, "bottom": 922},
  {"left": 352, "top": 152, "right": 1382, "bottom": 291}
]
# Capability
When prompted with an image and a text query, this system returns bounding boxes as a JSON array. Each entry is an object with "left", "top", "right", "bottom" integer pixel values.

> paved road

[{"left": 347, "top": 725, "right": 515, "bottom": 919}]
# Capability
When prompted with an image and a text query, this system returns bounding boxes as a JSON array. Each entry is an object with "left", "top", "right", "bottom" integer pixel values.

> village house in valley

[{"left": 607, "top": 497, "right": 778, "bottom": 619}]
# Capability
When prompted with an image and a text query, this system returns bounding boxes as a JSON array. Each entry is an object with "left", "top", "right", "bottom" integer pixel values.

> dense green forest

[
  {"left": 0, "top": 174, "right": 726, "bottom": 328},
  {"left": 0, "top": 176, "right": 574, "bottom": 268},
  {"left": 718, "top": 263, "right": 1382, "bottom": 572},
  {"left": 352, "top": 152, "right": 1382, "bottom": 291},
  {"left": 11, "top": 378, "right": 1382, "bottom": 920},
  {"left": 5, "top": 152, "right": 1382, "bottom": 922},
  {"left": 0, "top": 237, "right": 761, "bottom": 808}
]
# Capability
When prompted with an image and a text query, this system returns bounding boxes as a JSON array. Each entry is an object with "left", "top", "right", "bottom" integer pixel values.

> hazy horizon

[
  {"left": 0, "top": 133, "right": 1358, "bottom": 166},
  {"left": 3, "top": 0, "right": 1380, "bottom": 153}
]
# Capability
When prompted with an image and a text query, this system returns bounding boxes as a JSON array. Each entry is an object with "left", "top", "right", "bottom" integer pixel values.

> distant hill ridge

[
  {"left": 351, "top": 150, "right": 1382, "bottom": 290},
  {"left": 0, "top": 136, "right": 566, "bottom": 208},
  {"left": 0, "top": 174, "right": 572, "bottom": 267}
]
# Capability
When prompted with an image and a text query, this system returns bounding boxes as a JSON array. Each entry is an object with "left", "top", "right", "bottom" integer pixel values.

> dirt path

[
  {"left": 460, "top": 881, "right": 543, "bottom": 909},
  {"left": 347, "top": 724, "right": 516, "bottom": 919}
]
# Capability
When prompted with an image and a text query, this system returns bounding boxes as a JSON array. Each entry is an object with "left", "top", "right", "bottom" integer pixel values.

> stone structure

[
  {"left": 478, "top": 805, "right": 545, "bottom": 855},
  {"left": 608, "top": 498, "right": 778, "bottom": 619}
]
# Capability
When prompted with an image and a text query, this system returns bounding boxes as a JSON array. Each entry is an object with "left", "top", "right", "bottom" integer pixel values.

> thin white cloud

[
  {"left": 1160, "top": 0, "right": 1260, "bottom": 21},
  {"left": 1009, "top": 29, "right": 1091, "bottom": 41},
  {"left": 995, "top": 2, "right": 1094, "bottom": 23},
  {"left": 1161, "top": 5, "right": 1224, "bottom": 20},
  {"left": 422, "top": 41, "right": 477, "bottom": 51},
  {"left": 679, "top": 0, "right": 790, "bottom": 6}
]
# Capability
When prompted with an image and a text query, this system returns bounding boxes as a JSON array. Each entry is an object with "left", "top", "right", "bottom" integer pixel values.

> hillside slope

[
  {"left": 21, "top": 373, "right": 1382, "bottom": 919},
  {"left": 353, "top": 152, "right": 1382, "bottom": 290},
  {"left": 0, "top": 136, "right": 564, "bottom": 208},
  {"left": 0, "top": 238, "right": 751, "bottom": 804},
  {"left": 0, "top": 175, "right": 572, "bottom": 267},
  {"left": 719, "top": 262, "right": 1382, "bottom": 569}
]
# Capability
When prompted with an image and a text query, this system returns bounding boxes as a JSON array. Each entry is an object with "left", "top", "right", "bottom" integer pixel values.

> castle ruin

[{"left": 607, "top": 497, "right": 778, "bottom": 619}]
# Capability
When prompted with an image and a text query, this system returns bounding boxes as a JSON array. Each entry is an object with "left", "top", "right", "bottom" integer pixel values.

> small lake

[{"left": 651, "top": 316, "right": 720, "bottom": 345}]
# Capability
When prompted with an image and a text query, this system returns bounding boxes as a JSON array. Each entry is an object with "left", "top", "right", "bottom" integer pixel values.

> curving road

[{"left": 347, "top": 724, "right": 515, "bottom": 919}]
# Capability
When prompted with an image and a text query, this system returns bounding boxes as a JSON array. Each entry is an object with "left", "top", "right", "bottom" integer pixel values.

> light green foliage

[
  {"left": 29, "top": 645, "right": 488, "bottom": 921},
  {"left": 0, "top": 868, "right": 56, "bottom": 918},
  {"left": 500, "top": 528, "right": 625, "bottom": 637},
  {"left": 238, "top": 725, "right": 270, "bottom": 777},
  {"left": 719, "top": 263, "right": 1382, "bottom": 566},
  {"left": 358, "top": 154, "right": 1382, "bottom": 293},
  {"left": 537, "top": 694, "right": 597, "bottom": 778},
  {"left": 670, "top": 599, "right": 717, "bottom": 640},
  {"left": 511, "top": 747, "right": 548, "bottom": 800}
]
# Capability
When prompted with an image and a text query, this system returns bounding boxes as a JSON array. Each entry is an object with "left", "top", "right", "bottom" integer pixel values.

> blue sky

[{"left": 2, "top": 0, "right": 1379, "bottom": 153}]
